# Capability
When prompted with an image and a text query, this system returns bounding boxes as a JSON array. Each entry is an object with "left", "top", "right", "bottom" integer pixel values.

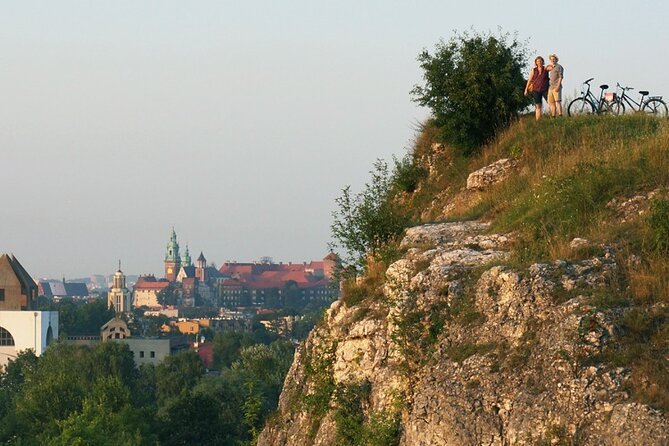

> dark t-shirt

[{"left": 531, "top": 67, "right": 549, "bottom": 92}]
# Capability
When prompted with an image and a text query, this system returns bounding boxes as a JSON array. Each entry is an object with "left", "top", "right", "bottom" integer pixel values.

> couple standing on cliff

[{"left": 524, "top": 54, "right": 564, "bottom": 120}]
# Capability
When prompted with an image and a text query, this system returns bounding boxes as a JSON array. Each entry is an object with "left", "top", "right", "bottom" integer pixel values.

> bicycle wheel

[
  {"left": 642, "top": 99, "right": 669, "bottom": 117},
  {"left": 608, "top": 99, "right": 625, "bottom": 116},
  {"left": 568, "top": 98, "right": 595, "bottom": 116}
]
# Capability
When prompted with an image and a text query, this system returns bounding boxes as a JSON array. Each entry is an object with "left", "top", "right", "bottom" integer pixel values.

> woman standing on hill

[{"left": 524, "top": 56, "right": 549, "bottom": 120}]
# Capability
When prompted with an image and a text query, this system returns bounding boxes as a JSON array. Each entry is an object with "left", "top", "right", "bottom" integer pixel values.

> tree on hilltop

[{"left": 411, "top": 30, "right": 529, "bottom": 154}]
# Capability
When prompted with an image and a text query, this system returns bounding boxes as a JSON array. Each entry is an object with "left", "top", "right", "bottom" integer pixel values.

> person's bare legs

[
  {"left": 549, "top": 100, "right": 556, "bottom": 117},
  {"left": 555, "top": 100, "right": 563, "bottom": 117},
  {"left": 535, "top": 103, "right": 542, "bottom": 120}
]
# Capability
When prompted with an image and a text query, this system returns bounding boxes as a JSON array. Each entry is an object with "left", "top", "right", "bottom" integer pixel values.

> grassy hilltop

[{"left": 340, "top": 114, "right": 669, "bottom": 412}]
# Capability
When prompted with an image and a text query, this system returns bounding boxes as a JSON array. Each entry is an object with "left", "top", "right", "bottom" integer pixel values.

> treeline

[
  {"left": 38, "top": 297, "right": 115, "bottom": 336},
  {"left": 0, "top": 335, "right": 294, "bottom": 445}
]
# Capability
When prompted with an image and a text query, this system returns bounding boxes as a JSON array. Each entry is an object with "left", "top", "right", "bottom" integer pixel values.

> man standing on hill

[{"left": 547, "top": 54, "right": 564, "bottom": 117}]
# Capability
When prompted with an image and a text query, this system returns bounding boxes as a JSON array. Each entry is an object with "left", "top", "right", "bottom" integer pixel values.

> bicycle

[
  {"left": 609, "top": 82, "right": 668, "bottom": 117},
  {"left": 567, "top": 78, "right": 613, "bottom": 116}
]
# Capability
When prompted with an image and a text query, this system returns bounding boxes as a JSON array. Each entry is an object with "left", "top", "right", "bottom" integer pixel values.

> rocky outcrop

[
  {"left": 259, "top": 222, "right": 669, "bottom": 446},
  {"left": 466, "top": 158, "right": 517, "bottom": 191},
  {"left": 606, "top": 188, "right": 663, "bottom": 223}
]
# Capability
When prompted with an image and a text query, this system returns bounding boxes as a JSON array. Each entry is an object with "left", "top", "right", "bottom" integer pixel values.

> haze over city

[{"left": 2, "top": 0, "right": 668, "bottom": 278}]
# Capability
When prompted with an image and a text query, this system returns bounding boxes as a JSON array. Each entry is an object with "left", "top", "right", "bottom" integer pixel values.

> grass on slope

[
  {"left": 406, "top": 114, "right": 669, "bottom": 411},
  {"left": 343, "top": 115, "right": 668, "bottom": 412}
]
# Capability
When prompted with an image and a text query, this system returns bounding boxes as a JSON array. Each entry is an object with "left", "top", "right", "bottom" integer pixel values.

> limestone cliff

[{"left": 259, "top": 221, "right": 669, "bottom": 446}]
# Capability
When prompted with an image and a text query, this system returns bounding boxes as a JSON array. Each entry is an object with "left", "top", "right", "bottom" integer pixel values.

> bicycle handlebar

[
  {"left": 616, "top": 82, "right": 633, "bottom": 91},
  {"left": 584, "top": 78, "right": 594, "bottom": 84}
]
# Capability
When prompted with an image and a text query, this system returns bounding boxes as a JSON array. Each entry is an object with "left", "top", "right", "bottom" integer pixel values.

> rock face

[
  {"left": 466, "top": 158, "right": 517, "bottom": 191},
  {"left": 258, "top": 222, "right": 669, "bottom": 446}
]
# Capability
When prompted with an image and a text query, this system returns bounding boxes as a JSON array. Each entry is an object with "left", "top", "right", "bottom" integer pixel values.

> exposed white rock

[
  {"left": 258, "top": 221, "right": 669, "bottom": 446},
  {"left": 606, "top": 188, "right": 663, "bottom": 223},
  {"left": 466, "top": 158, "right": 517, "bottom": 191},
  {"left": 570, "top": 237, "right": 590, "bottom": 249}
]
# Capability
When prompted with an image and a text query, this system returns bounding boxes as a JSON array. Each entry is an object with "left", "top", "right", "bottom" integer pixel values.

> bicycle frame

[
  {"left": 614, "top": 83, "right": 646, "bottom": 112},
  {"left": 576, "top": 79, "right": 610, "bottom": 113}
]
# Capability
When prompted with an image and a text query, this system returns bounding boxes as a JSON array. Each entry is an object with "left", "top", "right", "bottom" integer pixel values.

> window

[
  {"left": 139, "top": 351, "right": 145, "bottom": 358},
  {"left": 150, "top": 351, "right": 155, "bottom": 358},
  {"left": 0, "top": 327, "right": 15, "bottom": 346},
  {"left": 0, "top": 289, "right": 4, "bottom": 301}
]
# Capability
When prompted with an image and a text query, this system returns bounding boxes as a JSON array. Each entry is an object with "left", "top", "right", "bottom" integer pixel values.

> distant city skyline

[{"left": 3, "top": 1, "right": 669, "bottom": 278}]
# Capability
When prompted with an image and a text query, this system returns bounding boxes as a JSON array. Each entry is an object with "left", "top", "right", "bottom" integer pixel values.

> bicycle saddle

[
  {"left": 639, "top": 90, "right": 649, "bottom": 96},
  {"left": 599, "top": 84, "right": 609, "bottom": 90}
]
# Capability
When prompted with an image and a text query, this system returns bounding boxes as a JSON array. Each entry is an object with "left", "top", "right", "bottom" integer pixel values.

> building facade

[
  {"left": 121, "top": 336, "right": 189, "bottom": 366},
  {"left": 133, "top": 275, "right": 170, "bottom": 308},
  {"left": 101, "top": 317, "right": 131, "bottom": 341},
  {"left": 107, "top": 264, "right": 132, "bottom": 314},
  {"left": 0, "top": 254, "right": 58, "bottom": 369},
  {"left": 217, "top": 253, "right": 340, "bottom": 308}
]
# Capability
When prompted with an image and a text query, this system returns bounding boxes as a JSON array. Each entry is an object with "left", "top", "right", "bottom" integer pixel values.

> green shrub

[
  {"left": 411, "top": 30, "right": 529, "bottom": 154},
  {"left": 333, "top": 382, "right": 369, "bottom": 445},
  {"left": 331, "top": 160, "right": 412, "bottom": 276},
  {"left": 362, "top": 409, "right": 402, "bottom": 446},
  {"left": 332, "top": 382, "right": 402, "bottom": 446},
  {"left": 301, "top": 338, "right": 338, "bottom": 437},
  {"left": 647, "top": 198, "right": 669, "bottom": 254},
  {"left": 391, "top": 154, "right": 427, "bottom": 194}
]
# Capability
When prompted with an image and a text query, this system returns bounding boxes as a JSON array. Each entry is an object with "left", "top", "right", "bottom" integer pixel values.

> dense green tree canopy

[
  {"left": 411, "top": 30, "right": 529, "bottom": 153},
  {"left": 0, "top": 335, "right": 294, "bottom": 445}
]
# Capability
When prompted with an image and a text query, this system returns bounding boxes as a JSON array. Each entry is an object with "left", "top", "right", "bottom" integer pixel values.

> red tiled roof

[
  {"left": 133, "top": 278, "right": 170, "bottom": 290},
  {"left": 219, "top": 264, "right": 255, "bottom": 274},
  {"left": 217, "top": 257, "right": 334, "bottom": 290}
]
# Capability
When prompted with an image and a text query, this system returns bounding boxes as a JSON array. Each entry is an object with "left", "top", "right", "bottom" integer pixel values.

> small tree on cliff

[
  {"left": 330, "top": 160, "right": 411, "bottom": 276},
  {"left": 411, "top": 30, "right": 529, "bottom": 154}
]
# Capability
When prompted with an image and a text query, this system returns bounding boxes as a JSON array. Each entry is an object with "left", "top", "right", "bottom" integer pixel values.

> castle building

[
  {"left": 217, "top": 253, "right": 340, "bottom": 307},
  {"left": 107, "top": 262, "right": 132, "bottom": 314},
  {"left": 133, "top": 275, "right": 170, "bottom": 308},
  {"left": 0, "top": 254, "right": 58, "bottom": 369},
  {"left": 164, "top": 228, "right": 181, "bottom": 282},
  {"left": 174, "top": 250, "right": 221, "bottom": 307}
]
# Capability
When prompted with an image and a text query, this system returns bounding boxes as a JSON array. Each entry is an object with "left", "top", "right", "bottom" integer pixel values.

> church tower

[
  {"left": 108, "top": 261, "right": 131, "bottom": 314},
  {"left": 195, "top": 251, "right": 207, "bottom": 282},
  {"left": 164, "top": 228, "right": 181, "bottom": 282},
  {"left": 181, "top": 243, "right": 192, "bottom": 267}
]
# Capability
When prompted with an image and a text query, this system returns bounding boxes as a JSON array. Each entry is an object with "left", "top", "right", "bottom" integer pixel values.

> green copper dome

[
  {"left": 165, "top": 227, "right": 180, "bottom": 261},
  {"left": 181, "top": 244, "right": 192, "bottom": 266}
]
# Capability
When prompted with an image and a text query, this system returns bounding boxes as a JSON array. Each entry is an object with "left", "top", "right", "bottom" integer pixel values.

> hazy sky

[{"left": 2, "top": 1, "right": 668, "bottom": 279}]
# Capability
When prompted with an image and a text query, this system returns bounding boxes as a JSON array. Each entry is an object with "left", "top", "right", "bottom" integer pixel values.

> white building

[
  {"left": 0, "top": 254, "right": 58, "bottom": 369},
  {"left": 107, "top": 263, "right": 132, "bottom": 314},
  {"left": 0, "top": 311, "right": 58, "bottom": 367}
]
